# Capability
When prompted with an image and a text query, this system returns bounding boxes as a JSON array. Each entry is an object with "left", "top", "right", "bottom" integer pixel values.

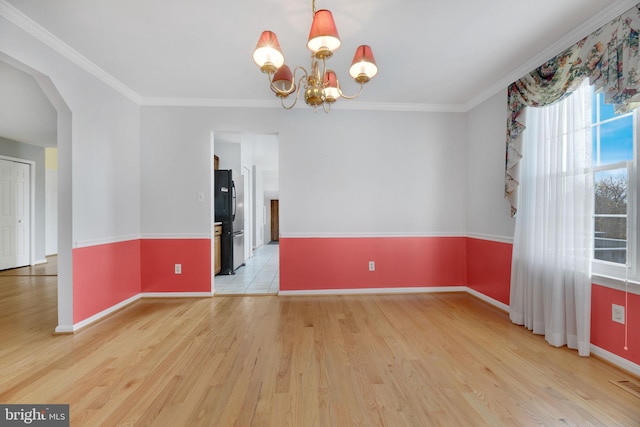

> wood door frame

[
  {"left": 0, "top": 155, "right": 35, "bottom": 267},
  {"left": 270, "top": 199, "right": 279, "bottom": 242}
]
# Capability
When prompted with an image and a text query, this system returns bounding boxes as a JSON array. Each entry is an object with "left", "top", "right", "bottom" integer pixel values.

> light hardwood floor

[{"left": 1, "top": 263, "right": 639, "bottom": 426}]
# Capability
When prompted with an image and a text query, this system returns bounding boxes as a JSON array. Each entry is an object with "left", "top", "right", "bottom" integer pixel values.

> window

[{"left": 590, "top": 90, "right": 636, "bottom": 277}]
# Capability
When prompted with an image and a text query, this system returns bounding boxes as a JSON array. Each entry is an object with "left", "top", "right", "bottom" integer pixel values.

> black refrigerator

[{"left": 214, "top": 169, "right": 245, "bottom": 275}]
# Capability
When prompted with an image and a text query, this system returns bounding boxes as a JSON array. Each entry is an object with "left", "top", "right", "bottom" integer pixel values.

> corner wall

[{"left": 1, "top": 14, "right": 142, "bottom": 329}]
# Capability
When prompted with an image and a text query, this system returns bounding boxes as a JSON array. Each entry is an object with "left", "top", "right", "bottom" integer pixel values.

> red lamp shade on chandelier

[
  {"left": 323, "top": 70, "right": 339, "bottom": 103},
  {"left": 252, "top": 30, "right": 285, "bottom": 74},
  {"left": 349, "top": 45, "right": 377, "bottom": 83},
  {"left": 307, "top": 9, "right": 341, "bottom": 58},
  {"left": 271, "top": 65, "right": 295, "bottom": 96}
]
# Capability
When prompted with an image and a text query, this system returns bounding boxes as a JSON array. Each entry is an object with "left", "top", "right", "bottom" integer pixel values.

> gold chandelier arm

[
  {"left": 267, "top": 72, "right": 294, "bottom": 97},
  {"left": 279, "top": 72, "right": 309, "bottom": 109},
  {"left": 267, "top": 66, "right": 309, "bottom": 98},
  {"left": 336, "top": 81, "right": 364, "bottom": 100},
  {"left": 280, "top": 96, "right": 298, "bottom": 110}
]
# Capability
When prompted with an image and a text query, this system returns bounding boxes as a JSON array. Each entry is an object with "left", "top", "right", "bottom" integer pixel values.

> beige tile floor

[{"left": 214, "top": 243, "right": 279, "bottom": 294}]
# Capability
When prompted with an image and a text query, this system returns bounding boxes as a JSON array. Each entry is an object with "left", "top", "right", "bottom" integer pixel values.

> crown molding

[
  {"left": 140, "top": 96, "right": 467, "bottom": 113},
  {"left": 464, "top": 0, "right": 640, "bottom": 111},
  {"left": 0, "top": 0, "right": 141, "bottom": 104}
]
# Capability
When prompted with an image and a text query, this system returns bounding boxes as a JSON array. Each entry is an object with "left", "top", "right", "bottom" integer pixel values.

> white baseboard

[
  {"left": 54, "top": 324, "right": 74, "bottom": 334},
  {"left": 278, "top": 286, "right": 468, "bottom": 296},
  {"left": 466, "top": 287, "right": 510, "bottom": 312},
  {"left": 141, "top": 292, "right": 213, "bottom": 298},
  {"left": 68, "top": 294, "right": 141, "bottom": 332},
  {"left": 56, "top": 292, "right": 214, "bottom": 333},
  {"left": 591, "top": 345, "right": 640, "bottom": 377}
]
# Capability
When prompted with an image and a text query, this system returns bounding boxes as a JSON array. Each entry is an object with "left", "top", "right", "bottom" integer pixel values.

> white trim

[
  {"left": 140, "top": 233, "right": 211, "bottom": 240},
  {"left": 73, "top": 235, "right": 140, "bottom": 248},
  {"left": 141, "top": 292, "right": 213, "bottom": 298},
  {"left": 466, "top": 287, "right": 510, "bottom": 312},
  {"left": 34, "top": 258, "right": 47, "bottom": 265},
  {"left": 591, "top": 344, "right": 640, "bottom": 378},
  {"left": 278, "top": 286, "right": 467, "bottom": 296},
  {"left": 53, "top": 324, "right": 74, "bottom": 334},
  {"left": 467, "top": 233, "right": 514, "bottom": 244},
  {"left": 277, "top": 286, "right": 509, "bottom": 313},
  {"left": 279, "top": 231, "right": 468, "bottom": 239},
  {"left": 592, "top": 274, "right": 640, "bottom": 295},
  {"left": 61, "top": 294, "right": 141, "bottom": 333},
  {"left": 73, "top": 234, "right": 214, "bottom": 248},
  {"left": 140, "top": 97, "right": 467, "bottom": 113},
  {"left": 67, "top": 232, "right": 516, "bottom": 244},
  {"left": 141, "top": 98, "right": 283, "bottom": 109}
]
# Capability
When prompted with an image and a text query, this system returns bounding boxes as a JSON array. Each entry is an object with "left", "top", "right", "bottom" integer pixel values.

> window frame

[{"left": 590, "top": 92, "right": 637, "bottom": 281}]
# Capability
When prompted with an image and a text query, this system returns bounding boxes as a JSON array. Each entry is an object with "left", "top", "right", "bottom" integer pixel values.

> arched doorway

[{"left": 0, "top": 53, "right": 73, "bottom": 332}]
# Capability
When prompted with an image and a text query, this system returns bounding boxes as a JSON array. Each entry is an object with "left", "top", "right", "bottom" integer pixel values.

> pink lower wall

[
  {"left": 591, "top": 284, "right": 640, "bottom": 365},
  {"left": 279, "top": 236, "right": 467, "bottom": 291},
  {"left": 73, "top": 239, "right": 141, "bottom": 323},
  {"left": 140, "top": 239, "right": 211, "bottom": 293},
  {"left": 73, "top": 238, "right": 212, "bottom": 324},
  {"left": 466, "top": 238, "right": 512, "bottom": 305}
]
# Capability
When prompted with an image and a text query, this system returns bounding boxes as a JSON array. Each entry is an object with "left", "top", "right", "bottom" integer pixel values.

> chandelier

[{"left": 252, "top": 0, "right": 378, "bottom": 112}]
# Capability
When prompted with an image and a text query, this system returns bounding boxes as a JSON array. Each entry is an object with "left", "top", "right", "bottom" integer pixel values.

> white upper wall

[
  {"left": 140, "top": 107, "right": 467, "bottom": 237},
  {"left": 466, "top": 89, "right": 515, "bottom": 240},
  {"left": 281, "top": 110, "right": 467, "bottom": 236}
]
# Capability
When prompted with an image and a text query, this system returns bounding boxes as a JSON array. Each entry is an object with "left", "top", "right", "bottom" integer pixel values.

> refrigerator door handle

[{"left": 231, "top": 181, "right": 237, "bottom": 221}]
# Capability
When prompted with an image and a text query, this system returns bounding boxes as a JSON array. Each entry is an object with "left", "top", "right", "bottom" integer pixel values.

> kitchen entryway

[{"left": 214, "top": 243, "right": 279, "bottom": 294}]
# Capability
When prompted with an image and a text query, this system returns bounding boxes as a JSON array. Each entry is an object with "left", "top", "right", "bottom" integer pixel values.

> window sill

[{"left": 592, "top": 273, "right": 640, "bottom": 295}]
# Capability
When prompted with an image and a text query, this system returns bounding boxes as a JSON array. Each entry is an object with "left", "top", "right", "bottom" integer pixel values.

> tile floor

[{"left": 214, "top": 243, "right": 279, "bottom": 294}]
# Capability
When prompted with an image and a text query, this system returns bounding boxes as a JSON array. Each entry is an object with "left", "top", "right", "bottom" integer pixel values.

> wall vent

[{"left": 610, "top": 379, "right": 640, "bottom": 399}]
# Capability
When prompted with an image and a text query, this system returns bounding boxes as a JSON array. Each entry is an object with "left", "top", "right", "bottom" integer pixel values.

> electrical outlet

[
  {"left": 175, "top": 264, "right": 182, "bottom": 275},
  {"left": 612, "top": 304, "right": 625, "bottom": 324},
  {"left": 368, "top": 261, "right": 375, "bottom": 271}
]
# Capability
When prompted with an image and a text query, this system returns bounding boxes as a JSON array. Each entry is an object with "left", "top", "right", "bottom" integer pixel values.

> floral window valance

[{"left": 506, "top": 4, "right": 640, "bottom": 217}]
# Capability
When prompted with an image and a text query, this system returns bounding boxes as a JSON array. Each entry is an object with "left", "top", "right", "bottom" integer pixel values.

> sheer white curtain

[{"left": 509, "top": 81, "right": 594, "bottom": 356}]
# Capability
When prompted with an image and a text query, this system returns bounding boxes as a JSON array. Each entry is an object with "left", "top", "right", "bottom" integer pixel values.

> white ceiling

[{"left": 1, "top": 0, "right": 637, "bottom": 147}]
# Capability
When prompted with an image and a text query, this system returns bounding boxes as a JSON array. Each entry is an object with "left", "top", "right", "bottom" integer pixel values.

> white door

[{"left": 0, "top": 159, "right": 30, "bottom": 270}]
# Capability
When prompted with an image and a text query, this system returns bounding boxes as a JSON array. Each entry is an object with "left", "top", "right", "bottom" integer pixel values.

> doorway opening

[
  {"left": 0, "top": 54, "right": 72, "bottom": 332},
  {"left": 212, "top": 132, "right": 279, "bottom": 295}
]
